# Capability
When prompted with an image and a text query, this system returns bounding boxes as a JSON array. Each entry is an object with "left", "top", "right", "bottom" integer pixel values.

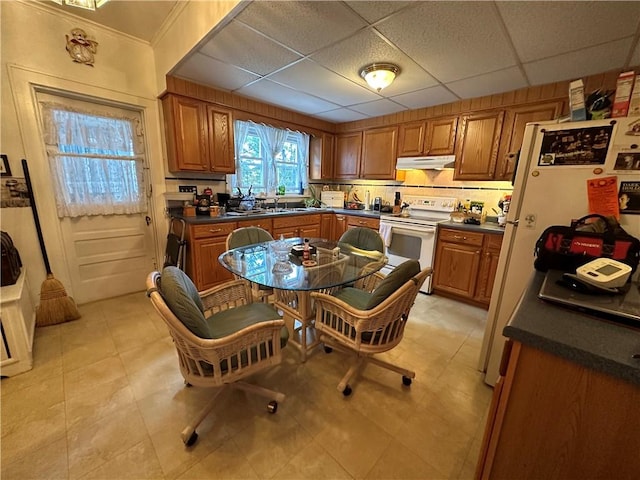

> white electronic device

[{"left": 576, "top": 258, "right": 632, "bottom": 289}]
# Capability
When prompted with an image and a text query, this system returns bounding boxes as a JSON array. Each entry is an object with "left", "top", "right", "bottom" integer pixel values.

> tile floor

[{"left": 1, "top": 290, "right": 493, "bottom": 480}]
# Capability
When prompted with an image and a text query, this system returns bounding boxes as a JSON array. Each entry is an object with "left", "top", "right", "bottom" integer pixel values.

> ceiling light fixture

[
  {"left": 51, "top": 0, "right": 110, "bottom": 11},
  {"left": 359, "top": 63, "right": 400, "bottom": 92}
]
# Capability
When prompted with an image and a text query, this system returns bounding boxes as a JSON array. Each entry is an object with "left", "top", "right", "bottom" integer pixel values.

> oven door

[{"left": 379, "top": 221, "right": 437, "bottom": 293}]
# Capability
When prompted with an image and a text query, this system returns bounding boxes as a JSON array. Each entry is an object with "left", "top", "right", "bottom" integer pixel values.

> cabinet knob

[{"left": 454, "top": 235, "right": 467, "bottom": 241}]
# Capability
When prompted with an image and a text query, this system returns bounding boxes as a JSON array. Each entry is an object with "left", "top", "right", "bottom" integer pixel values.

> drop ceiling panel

[
  {"left": 268, "top": 59, "right": 379, "bottom": 105},
  {"left": 498, "top": 1, "right": 640, "bottom": 62},
  {"left": 447, "top": 67, "right": 528, "bottom": 99},
  {"left": 237, "top": 80, "right": 340, "bottom": 114},
  {"left": 345, "top": 1, "right": 414, "bottom": 24},
  {"left": 376, "top": 1, "right": 518, "bottom": 83},
  {"left": 235, "top": 1, "right": 367, "bottom": 55},
  {"left": 176, "top": 53, "right": 260, "bottom": 91},
  {"left": 524, "top": 38, "right": 633, "bottom": 86},
  {"left": 314, "top": 108, "right": 369, "bottom": 123},
  {"left": 199, "top": 22, "right": 301, "bottom": 76},
  {"left": 390, "top": 85, "right": 460, "bottom": 110},
  {"left": 311, "top": 29, "right": 437, "bottom": 94},
  {"left": 349, "top": 99, "right": 407, "bottom": 117}
]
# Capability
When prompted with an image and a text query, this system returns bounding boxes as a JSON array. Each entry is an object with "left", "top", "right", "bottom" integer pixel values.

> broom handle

[{"left": 21, "top": 159, "right": 53, "bottom": 275}]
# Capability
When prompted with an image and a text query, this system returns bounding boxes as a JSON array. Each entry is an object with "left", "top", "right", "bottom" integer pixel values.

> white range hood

[{"left": 396, "top": 155, "right": 455, "bottom": 170}]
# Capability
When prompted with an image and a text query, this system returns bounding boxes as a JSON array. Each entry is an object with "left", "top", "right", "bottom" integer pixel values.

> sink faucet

[{"left": 273, "top": 197, "right": 279, "bottom": 210}]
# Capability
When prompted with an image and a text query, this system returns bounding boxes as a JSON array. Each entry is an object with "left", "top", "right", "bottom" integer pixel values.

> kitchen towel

[{"left": 379, "top": 223, "right": 393, "bottom": 247}]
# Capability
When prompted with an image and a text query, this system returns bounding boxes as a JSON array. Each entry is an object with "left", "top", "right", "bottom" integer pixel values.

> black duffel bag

[{"left": 533, "top": 214, "right": 640, "bottom": 274}]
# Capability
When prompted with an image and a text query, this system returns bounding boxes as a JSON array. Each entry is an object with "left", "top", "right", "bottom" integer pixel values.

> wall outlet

[{"left": 178, "top": 185, "right": 197, "bottom": 193}]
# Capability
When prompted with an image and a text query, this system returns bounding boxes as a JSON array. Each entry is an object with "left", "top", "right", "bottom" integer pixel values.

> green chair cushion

[
  {"left": 365, "top": 260, "right": 420, "bottom": 310},
  {"left": 161, "top": 266, "right": 209, "bottom": 338},
  {"left": 228, "top": 227, "right": 273, "bottom": 249},
  {"left": 206, "top": 302, "right": 289, "bottom": 348},
  {"left": 334, "top": 287, "right": 373, "bottom": 310},
  {"left": 339, "top": 227, "right": 384, "bottom": 252}
]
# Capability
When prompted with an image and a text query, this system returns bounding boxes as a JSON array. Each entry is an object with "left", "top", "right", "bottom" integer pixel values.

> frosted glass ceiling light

[
  {"left": 360, "top": 63, "right": 400, "bottom": 92},
  {"left": 51, "top": 0, "right": 110, "bottom": 11}
]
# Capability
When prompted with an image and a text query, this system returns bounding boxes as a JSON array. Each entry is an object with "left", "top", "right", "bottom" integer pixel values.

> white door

[{"left": 37, "top": 92, "right": 156, "bottom": 304}]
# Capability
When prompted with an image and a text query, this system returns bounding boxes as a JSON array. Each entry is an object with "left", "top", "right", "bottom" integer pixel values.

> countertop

[
  {"left": 437, "top": 219, "right": 505, "bottom": 234},
  {"left": 174, "top": 208, "right": 382, "bottom": 224},
  {"left": 504, "top": 271, "right": 640, "bottom": 386}
]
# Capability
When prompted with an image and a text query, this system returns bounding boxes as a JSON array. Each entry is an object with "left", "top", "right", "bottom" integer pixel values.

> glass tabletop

[{"left": 218, "top": 237, "right": 387, "bottom": 291}]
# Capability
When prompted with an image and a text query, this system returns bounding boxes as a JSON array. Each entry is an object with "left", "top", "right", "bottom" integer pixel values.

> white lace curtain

[
  {"left": 40, "top": 102, "right": 146, "bottom": 217},
  {"left": 231, "top": 120, "right": 309, "bottom": 195}
]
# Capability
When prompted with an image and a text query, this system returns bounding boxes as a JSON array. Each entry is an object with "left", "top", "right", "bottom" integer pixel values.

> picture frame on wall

[{"left": 0, "top": 154, "right": 11, "bottom": 176}]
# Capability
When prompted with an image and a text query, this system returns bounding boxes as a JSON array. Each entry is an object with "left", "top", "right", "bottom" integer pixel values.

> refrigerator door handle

[{"left": 506, "top": 219, "right": 519, "bottom": 226}]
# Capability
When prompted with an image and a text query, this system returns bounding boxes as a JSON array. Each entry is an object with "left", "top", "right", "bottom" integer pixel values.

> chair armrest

[
  {"left": 199, "top": 279, "right": 253, "bottom": 313},
  {"left": 354, "top": 271, "right": 385, "bottom": 292}
]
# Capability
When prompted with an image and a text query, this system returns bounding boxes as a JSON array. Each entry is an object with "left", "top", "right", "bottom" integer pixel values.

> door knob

[{"left": 145, "top": 216, "right": 151, "bottom": 226}]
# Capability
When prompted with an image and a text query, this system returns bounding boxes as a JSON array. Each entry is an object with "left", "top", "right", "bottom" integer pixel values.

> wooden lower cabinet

[
  {"left": 346, "top": 215, "right": 379, "bottom": 231},
  {"left": 432, "top": 228, "right": 502, "bottom": 308},
  {"left": 185, "top": 222, "right": 237, "bottom": 291},
  {"left": 320, "top": 213, "right": 333, "bottom": 239},
  {"left": 332, "top": 213, "right": 348, "bottom": 241},
  {"left": 273, "top": 214, "right": 321, "bottom": 239},
  {"left": 237, "top": 218, "right": 273, "bottom": 236},
  {"left": 476, "top": 340, "right": 640, "bottom": 479}
]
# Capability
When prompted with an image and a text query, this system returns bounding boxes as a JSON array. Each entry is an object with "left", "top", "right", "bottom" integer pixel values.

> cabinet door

[
  {"left": 361, "top": 126, "right": 398, "bottom": 179},
  {"left": 397, "top": 121, "right": 426, "bottom": 157},
  {"left": 206, "top": 105, "right": 235, "bottom": 174},
  {"left": 273, "top": 227, "right": 298, "bottom": 239},
  {"left": 475, "top": 234, "right": 503, "bottom": 305},
  {"left": 346, "top": 215, "right": 379, "bottom": 231},
  {"left": 496, "top": 102, "right": 562, "bottom": 181},
  {"left": 163, "top": 95, "right": 208, "bottom": 172},
  {"left": 320, "top": 213, "right": 333, "bottom": 240},
  {"left": 454, "top": 111, "right": 504, "bottom": 180},
  {"left": 310, "top": 133, "right": 335, "bottom": 180},
  {"left": 332, "top": 214, "right": 348, "bottom": 241},
  {"left": 300, "top": 225, "right": 321, "bottom": 239},
  {"left": 334, "top": 132, "right": 362, "bottom": 179},
  {"left": 432, "top": 241, "right": 481, "bottom": 298},
  {"left": 193, "top": 237, "right": 234, "bottom": 290},
  {"left": 425, "top": 116, "right": 458, "bottom": 155}
]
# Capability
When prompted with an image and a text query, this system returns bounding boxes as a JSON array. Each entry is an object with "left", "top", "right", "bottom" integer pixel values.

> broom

[{"left": 22, "top": 159, "right": 81, "bottom": 326}]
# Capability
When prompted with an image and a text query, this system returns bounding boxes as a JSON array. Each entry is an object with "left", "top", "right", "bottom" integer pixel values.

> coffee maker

[{"left": 373, "top": 197, "right": 383, "bottom": 211}]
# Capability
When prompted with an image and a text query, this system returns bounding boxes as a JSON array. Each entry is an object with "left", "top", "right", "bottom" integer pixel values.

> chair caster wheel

[
  {"left": 342, "top": 385, "right": 352, "bottom": 396},
  {"left": 402, "top": 376, "right": 412, "bottom": 386},
  {"left": 267, "top": 400, "right": 278, "bottom": 414},
  {"left": 183, "top": 431, "right": 198, "bottom": 447},
  {"left": 324, "top": 346, "right": 333, "bottom": 353}
]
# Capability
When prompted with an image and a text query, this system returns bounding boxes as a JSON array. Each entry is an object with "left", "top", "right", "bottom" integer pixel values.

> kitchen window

[
  {"left": 231, "top": 120, "right": 309, "bottom": 196},
  {"left": 39, "top": 95, "right": 147, "bottom": 217}
]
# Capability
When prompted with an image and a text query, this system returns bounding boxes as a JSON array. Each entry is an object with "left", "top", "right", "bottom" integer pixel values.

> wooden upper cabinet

[
  {"left": 361, "top": 126, "right": 398, "bottom": 179},
  {"left": 425, "top": 116, "right": 458, "bottom": 155},
  {"left": 454, "top": 111, "right": 504, "bottom": 180},
  {"left": 163, "top": 95, "right": 208, "bottom": 172},
  {"left": 206, "top": 104, "right": 235, "bottom": 174},
  {"left": 310, "top": 133, "right": 335, "bottom": 180},
  {"left": 162, "top": 94, "right": 235, "bottom": 174},
  {"left": 397, "top": 121, "right": 426, "bottom": 157},
  {"left": 496, "top": 101, "right": 563, "bottom": 181},
  {"left": 334, "top": 132, "right": 362, "bottom": 179}
]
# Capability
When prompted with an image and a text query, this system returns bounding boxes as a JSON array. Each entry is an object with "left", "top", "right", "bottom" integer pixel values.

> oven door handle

[{"left": 382, "top": 224, "right": 436, "bottom": 235}]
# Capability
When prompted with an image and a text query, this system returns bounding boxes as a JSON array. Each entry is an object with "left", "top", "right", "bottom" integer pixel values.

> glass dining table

[{"left": 218, "top": 237, "right": 387, "bottom": 362}]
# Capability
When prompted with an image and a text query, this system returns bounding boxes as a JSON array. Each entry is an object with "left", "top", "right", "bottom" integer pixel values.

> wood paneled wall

[
  {"left": 165, "top": 76, "right": 335, "bottom": 135},
  {"left": 336, "top": 68, "right": 637, "bottom": 133},
  {"left": 166, "top": 67, "right": 637, "bottom": 136}
]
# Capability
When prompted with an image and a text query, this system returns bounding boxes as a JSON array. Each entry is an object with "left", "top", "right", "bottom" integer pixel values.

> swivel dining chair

[
  {"left": 311, "top": 260, "right": 431, "bottom": 396},
  {"left": 226, "top": 226, "right": 274, "bottom": 302},
  {"left": 146, "top": 266, "right": 287, "bottom": 446},
  {"left": 338, "top": 227, "right": 386, "bottom": 291}
]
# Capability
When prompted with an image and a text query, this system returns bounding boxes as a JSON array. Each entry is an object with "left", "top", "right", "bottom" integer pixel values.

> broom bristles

[{"left": 36, "top": 274, "right": 81, "bottom": 326}]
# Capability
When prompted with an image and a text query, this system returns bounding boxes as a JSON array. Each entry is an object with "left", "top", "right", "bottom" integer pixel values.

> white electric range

[{"left": 379, "top": 195, "right": 457, "bottom": 293}]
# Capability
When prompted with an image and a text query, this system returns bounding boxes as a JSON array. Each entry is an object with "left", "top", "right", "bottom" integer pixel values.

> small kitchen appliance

[{"left": 373, "top": 197, "right": 383, "bottom": 211}]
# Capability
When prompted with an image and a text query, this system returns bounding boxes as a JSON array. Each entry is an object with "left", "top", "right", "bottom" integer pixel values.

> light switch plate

[{"left": 178, "top": 185, "right": 197, "bottom": 193}]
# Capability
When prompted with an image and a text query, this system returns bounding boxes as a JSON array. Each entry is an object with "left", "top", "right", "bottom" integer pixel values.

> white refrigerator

[{"left": 479, "top": 117, "right": 640, "bottom": 386}]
